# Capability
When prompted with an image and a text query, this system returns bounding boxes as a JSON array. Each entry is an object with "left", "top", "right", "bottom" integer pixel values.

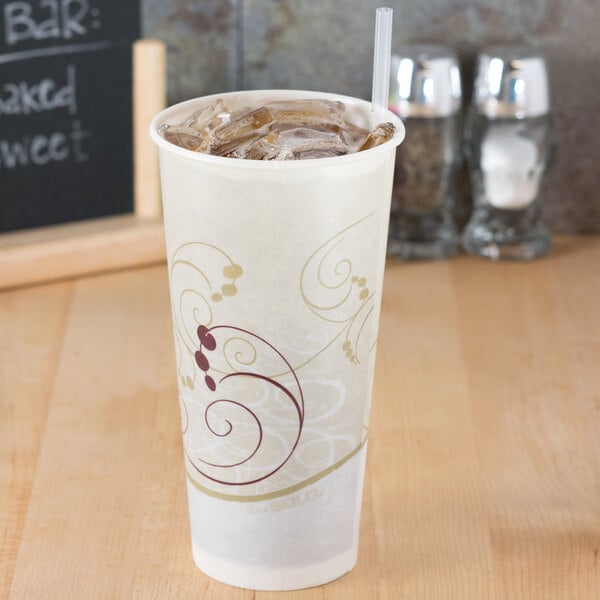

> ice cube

[
  {"left": 243, "top": 131, "right": 293, "bottom": 161},
  {"left": 182, "top": 98, "right": 231, "bottom": 133},
  {"left": 159, "top": 125, "right": 210, "bottom": 152},
  {"left": 214, "top": 107, "right": 274, "bottom": 142},
  {"left": 273, "top": 125, "right": 349, "bottom": 158},
  {"left": 358, "top": 122, "right": 395, "bottom": 151},
  {"left": 294, "top": 148, "right": 346, "bottom": 159},
  {"left": 277, "top": 125, "right": 343, "bottom": 144},
  {"left": 265, "top": 99, "right": 346, "bottom": 127},
  {"left": 211, "top": 135, "right": 252, "bottom": 158}
]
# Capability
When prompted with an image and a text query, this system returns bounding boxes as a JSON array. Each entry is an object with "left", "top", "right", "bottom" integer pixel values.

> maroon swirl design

[{"left": 185, "top": 324, "right": 305, "bottom": 486}]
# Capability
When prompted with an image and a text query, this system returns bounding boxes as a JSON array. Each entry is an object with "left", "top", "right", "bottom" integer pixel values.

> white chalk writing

[
  {"left": 0, "top": 40, "right": 112, "bottom": 65},
  {"left": 3, "top": 0, "right": 97, "bottom": 46},
  {"left": 0, "top": 64, "right": 76, "bottom": 115},
  {"left": 0, "top": 118, "right": 90, "bottom": 169}
]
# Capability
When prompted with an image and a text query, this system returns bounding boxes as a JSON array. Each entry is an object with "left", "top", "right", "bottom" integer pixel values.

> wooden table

[{"left": 2, "top": 237, "right": 599, "bottom": 599}]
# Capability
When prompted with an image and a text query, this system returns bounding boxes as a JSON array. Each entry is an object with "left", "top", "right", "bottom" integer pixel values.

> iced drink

[
  {"left": 158, "top": 97, "right": 395, "bottom": 160},
  {"left": 150, "top": 90, "right": 404, "bottom": 591}
]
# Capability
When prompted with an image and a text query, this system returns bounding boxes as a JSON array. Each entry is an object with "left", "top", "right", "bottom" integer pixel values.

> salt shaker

[
  {"left": 387, "top": 44, "right": 462, "bottom": 259},
  {"left": 462, "top": 47, "right": 553, "bottom": 260}
]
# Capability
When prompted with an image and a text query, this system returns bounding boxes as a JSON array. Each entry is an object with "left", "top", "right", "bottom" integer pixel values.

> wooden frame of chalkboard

[{"left": 0, "top": 39, "right": 166, "bottom": 290}]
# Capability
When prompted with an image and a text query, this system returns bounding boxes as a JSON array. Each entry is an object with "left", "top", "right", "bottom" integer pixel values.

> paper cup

[{"left": 150, "top": 90, "right": 404, "bottom": 591}]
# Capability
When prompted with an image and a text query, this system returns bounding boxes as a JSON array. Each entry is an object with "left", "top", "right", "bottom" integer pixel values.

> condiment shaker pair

[{"left": 388, "top": 45, "right": 553, "bottom": 261}]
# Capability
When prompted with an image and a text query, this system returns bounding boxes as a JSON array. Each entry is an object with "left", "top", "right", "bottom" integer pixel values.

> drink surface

[{"left": 158, "top": 98, "right": 394, "bottom": 160}]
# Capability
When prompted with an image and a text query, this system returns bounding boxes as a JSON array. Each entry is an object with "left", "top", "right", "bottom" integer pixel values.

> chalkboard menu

[{"left": 0, "top": 1, "right": 140, "bottom": 233}]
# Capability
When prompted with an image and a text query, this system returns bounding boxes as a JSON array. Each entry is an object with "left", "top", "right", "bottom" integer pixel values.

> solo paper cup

[{"left": 150, "top": 90, "right": 404, "bottom": 591}]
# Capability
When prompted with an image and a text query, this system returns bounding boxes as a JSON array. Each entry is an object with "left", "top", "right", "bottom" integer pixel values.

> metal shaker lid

[
  {"left": 473, "top": 47, "right": 550, "bottom": 118},
  {"left": 389, "top": 44, "right": 462, "bottom": 118}
]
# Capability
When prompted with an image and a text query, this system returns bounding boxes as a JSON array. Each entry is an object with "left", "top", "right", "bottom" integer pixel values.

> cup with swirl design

[{"left": 150, "top": 90, "right": 404, "bottom": 591}]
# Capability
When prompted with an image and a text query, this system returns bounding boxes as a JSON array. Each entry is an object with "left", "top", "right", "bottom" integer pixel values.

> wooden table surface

[{"left": 2, "top": 237, "right": 599, "bottom": 599}]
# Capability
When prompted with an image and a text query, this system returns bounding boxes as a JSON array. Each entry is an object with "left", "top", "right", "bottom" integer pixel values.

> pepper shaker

[
  {"left": 462, "top": 47, "right": 553, "bottom": 260},
  {"left": 387, "top": 44, "right": 462, "bottom": 260}
]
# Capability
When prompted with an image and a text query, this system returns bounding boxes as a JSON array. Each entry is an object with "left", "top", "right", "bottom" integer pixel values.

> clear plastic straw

[{"left": 371, "top": 7, "right": 394, "bottom": 123}]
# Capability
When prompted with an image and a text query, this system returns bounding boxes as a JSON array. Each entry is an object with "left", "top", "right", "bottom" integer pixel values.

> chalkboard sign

[{"left": 0, "top": 0, "right": 140, "bottom": 233}]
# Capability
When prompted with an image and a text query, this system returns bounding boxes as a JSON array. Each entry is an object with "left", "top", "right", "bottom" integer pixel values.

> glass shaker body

[
  {"left": 462, "top": 112, "right": 553, "bottom": 259},
  {"left": 462, "top": 47, "right": 553, "bottom": 260},
  {"left": 389, "top": 113, "right": 461, "bottom": 259},
  {"left": 387, "top": 45, "right": 462, "bottom": 260}
]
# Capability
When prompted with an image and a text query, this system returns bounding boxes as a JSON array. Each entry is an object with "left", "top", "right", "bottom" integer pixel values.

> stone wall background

[{"left": 143, "top": 0, "right": 599, "bottom": 233}]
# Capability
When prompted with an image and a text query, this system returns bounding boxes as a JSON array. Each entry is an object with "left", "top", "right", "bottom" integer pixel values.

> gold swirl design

[
  {"left": 222, "top": 336, "right": 258, "bottom": 372},
  {"left": 299, "top": 214, "right": 377, "bottom": 365},
  {"left": 170, "top": 216, "right": 377, "bottom": 387},
  {"left": 170, "top": 242, "right": 243, "bottom": 389},
  {"left": 186, "top": 436, "right": 367, "bottom": 503},
  {"left": 171, "top": 219, "right": 380, "bottom": 499}
]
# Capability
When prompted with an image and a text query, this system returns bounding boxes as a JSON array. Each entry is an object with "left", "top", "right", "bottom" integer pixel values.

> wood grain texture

[
  {"left": 0, "top": 281, "right": 73, "bottom": 598},
  {"left": 1, "top": 238, "right": 599, "bottom": 599},
  {"left": 134, "top": 39, "right": 166, "bottom": 220},
  {"left": 0, "top": 214, "right": 165, "bottom": 291}
]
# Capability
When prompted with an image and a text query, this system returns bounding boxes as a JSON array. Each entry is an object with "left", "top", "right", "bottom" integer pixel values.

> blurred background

[{"left": 142, "top": 0, "right": 599, "bottom": 234}]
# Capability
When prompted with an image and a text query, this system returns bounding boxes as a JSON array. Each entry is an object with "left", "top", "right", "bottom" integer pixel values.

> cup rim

[{"left": 149, "top": 89, "right": 405, "bottom": 170}]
